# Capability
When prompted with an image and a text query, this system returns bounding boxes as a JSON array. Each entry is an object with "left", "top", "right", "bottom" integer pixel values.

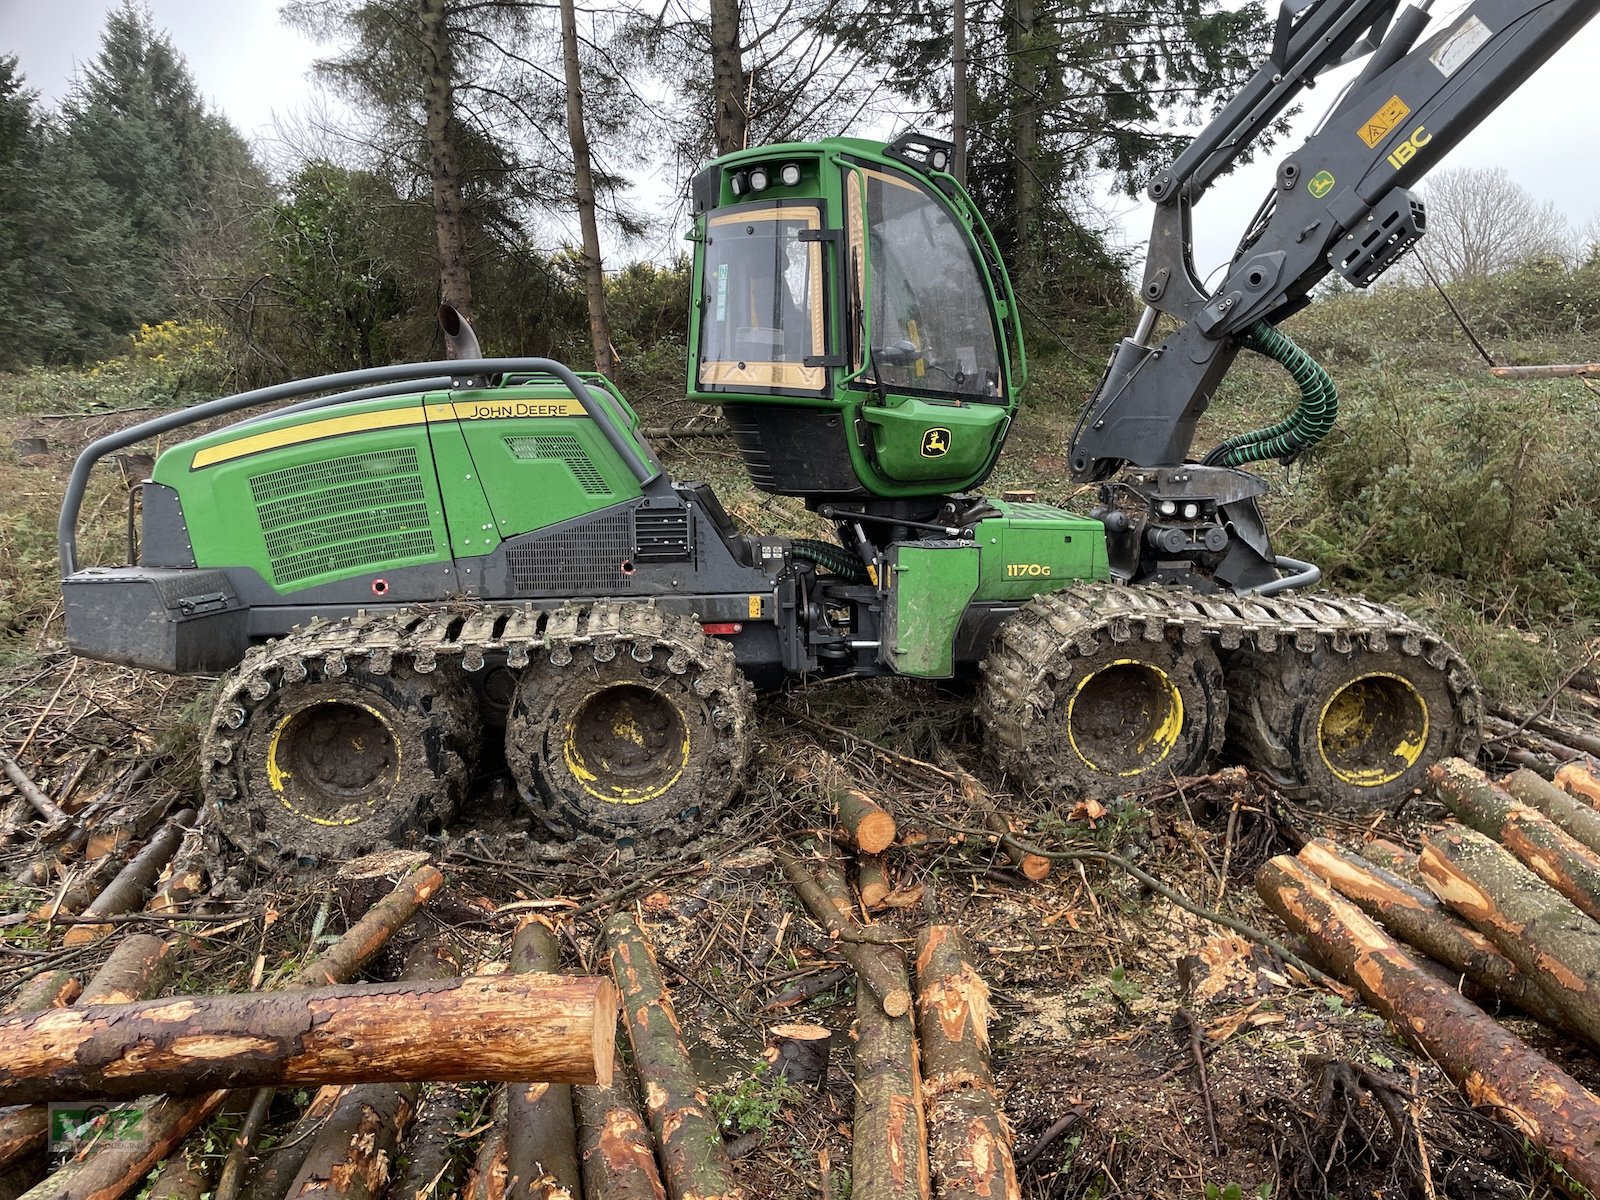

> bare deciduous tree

[{"left": 1416, "top": 166, "right": 1571, "bottom": 283}]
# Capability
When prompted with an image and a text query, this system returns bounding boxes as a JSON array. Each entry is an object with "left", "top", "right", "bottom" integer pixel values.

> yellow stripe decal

[{"left": 189, "top": 397, "right": 590, "bottom": 469}]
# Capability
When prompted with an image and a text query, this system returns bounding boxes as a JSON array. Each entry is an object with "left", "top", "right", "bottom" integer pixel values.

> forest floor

[{"left": 1, "top": 355, "right": 1599, "bottom": 1200}]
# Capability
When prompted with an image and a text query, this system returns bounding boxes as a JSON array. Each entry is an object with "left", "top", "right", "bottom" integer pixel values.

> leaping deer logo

[{"left": 922, "top": 428, "right": 951, "bottom": 458}]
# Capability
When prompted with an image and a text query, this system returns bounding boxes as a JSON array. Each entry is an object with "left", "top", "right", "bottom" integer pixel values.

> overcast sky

[{"left": 4, "top": 0, "right": 1598, "bottom": 279}]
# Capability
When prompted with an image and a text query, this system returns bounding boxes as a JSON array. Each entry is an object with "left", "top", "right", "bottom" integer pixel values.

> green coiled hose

[
  {"left": 1204, "top": 321, "right": 1338, "bottom": 467},
  {"left": 791, "top": 538, "right": 869, "bottom": 582}
]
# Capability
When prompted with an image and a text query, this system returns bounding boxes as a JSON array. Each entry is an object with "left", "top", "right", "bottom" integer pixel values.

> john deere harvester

[{"left": 61, "top": 0, "right": 1598, "bottom": 864}]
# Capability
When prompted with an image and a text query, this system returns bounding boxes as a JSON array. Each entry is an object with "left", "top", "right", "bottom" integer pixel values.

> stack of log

[
  {"left": 1257, "top": 757, "right": 1600, "bottom": 1194},
  {"left": 0, "top": 861, "right": 621, "bottom": 1200}
]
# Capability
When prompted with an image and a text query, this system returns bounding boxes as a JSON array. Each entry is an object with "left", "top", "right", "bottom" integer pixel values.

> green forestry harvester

[{"left": 59, "top": 0, "right": 1596, "bottom": 864}]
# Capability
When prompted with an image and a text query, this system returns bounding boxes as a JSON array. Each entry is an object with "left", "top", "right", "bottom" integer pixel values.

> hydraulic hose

[
  {"left": 1203, "top": 321, "right": 1338, "bottom": 468},
  {"left": 791, "top": 539, "right": 870, "bottom": 583}
]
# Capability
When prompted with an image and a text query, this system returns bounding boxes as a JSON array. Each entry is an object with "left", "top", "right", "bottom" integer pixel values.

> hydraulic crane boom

[{"left": 1070, "top": 0, "right": 1600, "bottom": 483}]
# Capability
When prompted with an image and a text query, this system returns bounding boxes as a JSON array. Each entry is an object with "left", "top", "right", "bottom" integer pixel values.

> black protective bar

[{"left": 59, "top": 358, "right": 662, "bottom": 575}]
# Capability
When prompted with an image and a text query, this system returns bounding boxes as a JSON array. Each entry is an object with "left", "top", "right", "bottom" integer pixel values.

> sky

[{"left": 3, "top": 0, "right": 1598, "bottom": 280}]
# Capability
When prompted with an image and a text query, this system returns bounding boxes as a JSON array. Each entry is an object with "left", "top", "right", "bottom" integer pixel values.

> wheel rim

[
  {"left": 561, "top": 684, "right": 690, "bottom": 805},
  {"left": 266, "top": 700, "right": 401, "bottom": 825},
  {"left": 1065, "top": 659, "right": 1184, "bottom": 778},
  {"left": 1317, "top": 672, "right": 1429, "bottom": 787}
]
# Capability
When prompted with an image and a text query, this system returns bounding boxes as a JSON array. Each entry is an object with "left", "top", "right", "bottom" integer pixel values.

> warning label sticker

[
  {"left": 1432, "top": 15, "right": 1493, "bottom": 77},
  {"left": 1358, "top": 95, "right": 1412, "bottom": 148}
]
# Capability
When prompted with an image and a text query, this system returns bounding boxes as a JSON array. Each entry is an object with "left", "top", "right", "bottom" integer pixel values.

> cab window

[
  {"left": 860, "top": 169, "right": 1002, "bottom": 400},
  {"left": 697, "top": 203, "right": 827, "bottom": 394}
]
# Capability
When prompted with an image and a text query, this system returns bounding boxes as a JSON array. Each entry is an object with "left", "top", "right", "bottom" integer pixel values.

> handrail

[{"left": 59, "top": 357, "right": 662, "bottom": 575}]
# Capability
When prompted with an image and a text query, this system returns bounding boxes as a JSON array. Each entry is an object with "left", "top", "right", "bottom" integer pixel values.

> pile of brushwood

[{"left": 3, "top": 665, "right": 1600, "bottom": 1199}]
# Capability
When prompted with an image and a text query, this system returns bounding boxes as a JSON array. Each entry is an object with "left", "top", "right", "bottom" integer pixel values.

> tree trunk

[
  {"left": 418, "top": 0, "right": 473, "bottom": 325},
  {"left": 1256, "top": 854, "right": 1600, "bottom": 1193},
  {"left": 602, "top": 913, "right": 741, "bottom": 1200},
  {"left": 914, "top": 927, "right": 1019, "bottom": 1200},
  {"left": 1507, "top": 767, "right": 1600, "bottom": 857},
  {"left": 1358, "top": 838, "right": 1425, "bottom": 883},
  {"left": 1431, "top": 758, "right": 1600, "bottom": 922},
  {"left": 776, "top": 846, "right": 911, "bottom": 1017},
  {"left": 239, "top": 1088, "right": 342, "bottom": 1200},
  {"left": 289, "top": 862, "right": 443, "bottom": 988},
  {"left": 0, "top": 973, "right": 616, "bottom": 1104},
  {"left": 708, "top": 0, "right": 745, "bottom": 154},
  {"left": 947, "top": 762, "right": 1049, "bottom": 882},
  {"left": 763, "top": 1025, "right": 831, "bottom": 1090},
  {"left": 0, "top": 751, "right": 68, "bottom": 829},
  {"left": 64, "top": 810, "right": 195, "bottom": 946},
  {"left": 574, "top": 1048, "right": 666, "bottom": 1200},
  {"left": 145, "top": 826, "right": 208, "bottom": 916},
  {"left": 388, "top": 1084, "right": 468, "bottom": 1200},
  {"left": 3, "top": 973, "right": 79, "bottom": 1016},
  {"left": 1008, "top": 0, "right": 1042, "bottom": 292},
  {"left": 507, "top": 920, "right": 580, "bottom": 1197},
  {"left": 465, "top": 1093, "right": 508, "bottom": 1200},
  {"left": 79, "top": 936, "right": 173, "bottom": 1007},
  {"left": 1295, "top": 840, "right": 1571, "bottom": 1029},
  {"left": 857, "top": 856, "right": 893, "bottom": 911},
  {"left": 852, "top": 948, "right": 929, "bottom": 1200},
  {"left": 557, "top": 0, "right": 616, "bottom": 380},
  {"left": 1419, "top": 827, "right": 1600, "bottom": 1048},
  {"left": 951, "top": 0, "right": 967, "bottom": 186}
]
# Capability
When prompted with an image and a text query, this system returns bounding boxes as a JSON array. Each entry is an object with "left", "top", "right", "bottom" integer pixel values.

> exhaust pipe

[{"left": 438, "top": 304, "right": 482, "bottom": 361}]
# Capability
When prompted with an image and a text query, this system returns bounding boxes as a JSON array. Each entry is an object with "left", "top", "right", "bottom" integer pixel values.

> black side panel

[
  {"left": 140, "top": 484, "right": 196, "bottom": 568},
  {"left": 64, "top": 568, "right": 248, "bottom": 673},
  {"left": 722, "top": 404, "right": 867, "bottom": 496}
]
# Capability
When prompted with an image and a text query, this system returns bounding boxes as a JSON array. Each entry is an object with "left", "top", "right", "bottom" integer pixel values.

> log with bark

[
  {"left": 574, "top": 1047, "right": 666, "bottom": 1200},
  {"left": 144, "top": 826, "right": 209, "bottom": 917},
  {"left": 1555, "top": 762, "right": 1600, "bottom": 807},
  {"left": 603, "top": 912, "right": 741, "bottom": 1200},
  {"left": 1256, "top": 854, "right": 1600, "bottom": 1194},
  {"left": 279, "top": 939, "right": 464, "bottom": 1200},
  {"left": 387, "top": 1083, "right": 468, "bottom": 1200},
  {"left": 62, "top": 810, "right": 196, "bottom": 944},
  {"left": 3, "top": 973, "right": 79, "bottom": 1016},
  {"left": 763, "top": 1024, "right": 832, "bottom": 1091},
  {"left": 238, "top": 1088, "right": 342, "bottom": 1200},
  {"left": 464, "top": 1093, "right": 509, "bottom": 1200},
  {"left": 1430, "top": 758, "right": 1600, "bottom": 922},
  {"left": 1507, "top": 768, "right": 1600, "bottom": 857},
  {"left": 857, "top": 856, "right": 893, "bottom": 911},
  {"left": 1294, "top": 840, "right": 1569, "bottom": 1027},
  {"left": 913, "top": 927, "right": 1018, "bottom": 1200},
  {"left": 945, "top": 760, "right": 1050, "bottom": 883},
  {"left": 1358, "top": 838, "right": 1424, "bottom": 883},
  {"left": 0, "top": 751, "right": 69, "bottom": 831},
  {"left": 1419, "top": 827, "right": 1600, "bottom": 1048},
  {"left": 852, "top": 945, "right": 928, "bottom": 1200},
  {"left": 0, "top": 971, "right": 616, "bottom": 1103},
  {"left": 142, "top": 1152, "right": 211, "bottom": 1200},
  {"left": 20, "top": 864, "right": 450, "bottom": 1200},
  {"left": 776, "top": 844, "right": 911, "bottom": 1017},
  {"left": 835, "top": 785, "right": 897, "bottom": 855},
  {"left": 507, "top": 919, "right": 580, "bottom": 1198}
]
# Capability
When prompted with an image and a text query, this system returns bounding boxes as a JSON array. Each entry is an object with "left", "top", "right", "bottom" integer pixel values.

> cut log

[
  {"left": 1555, "top": 762, "right": 1600, "bottom": 808},
  {"left": 603, "top": 912, "right": 741, "bottom": 1200},
  {"left": 1256, "top": 854, "right": 1600, "bottom": 1194},
  {"left": 913, "top": 927, "right": 1019, "bottom": 1200},
  {"left": 145, "top": 827, "right": 209, "bottom": 916},
  {"left": 143, "top": 1151, "right": 211, "bottom": 1200},
  {"left": 43, "top": 856, "right": 121, "bottom": 921},
  {"left": 388, "top": 1084, "right": 469, "bottom": 1200},
  {"left": 19, "top": 865, "right": 442, "bottom": 1200},
  {"left": 63, "top": 810, "right": 196, "bottom": 946},
  {"left": 1358, "top": 838, "right": 1424, "bottom": 884},
  {"left": 288, "top": 862, "right": 444, "bottom": 988},
  {"left": 1430, "top": 758, "right": 1600, "bottom": 923},
  {"left": 464, "top": 1093, "right": 508, "bottom": 1200},
  {"left": 763, "top": 1024, "right": 832, "bottom": 1090},
  {"left": 776, "top": 845, "right": 911, "bottom": 1018},
  {"left": 836, "top": 786, "right": 897, "bottom": 855},
  {"left": 857, "top": 856, "right": 893, "bottom": 910},
  {"left": 507, "top": 919, "right": 579, "bottom": 1197},
  {"left": 3, "top": 973, "right": 79, "bottom": 1016},
  {"left": 283, "top": 1083, "right": 414, "bottom": 1200},
  {"left": 946, "top": 760, "right": 1050, "bottom": 883},
  {"left": 574, "top": 1047, "right": 666, "bottom": 1200},
  {"left": 0, "top": 972, "right": 617, "bottom": 1103},
  {"left": 852, "top": 947, "right": 929, "bottom": 1200},
  {"left": 1419, "top": 827, "right": 1600, "bottom": 1048},
  {"left": 1294, "top": 840, "right": 1568, "bottom": 1027},
  {"left": 1509, "top": 768, "right": 1600, "bottom": 857}
]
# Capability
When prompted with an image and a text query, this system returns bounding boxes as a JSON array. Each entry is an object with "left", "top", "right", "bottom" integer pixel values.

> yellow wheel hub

[
  {"left": 1066, "top": 659, "right": 1184, "bottom": 778},
  {"left": 562, "top": 684, "right": 690, "bottom": 805},
  {"left": 1317, "top": 672, "right": 1428, "bottom": 787},
  {"left": 266, "top": 699, "right": 401, "bottom": 825}
]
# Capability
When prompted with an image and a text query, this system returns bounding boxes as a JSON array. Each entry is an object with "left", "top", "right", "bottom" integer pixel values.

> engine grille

[
  {"left": 503, "top": 434, "right": 611, "bottom": 496},
  {"left": 507, "top": 512, "right": 635, "bottom": 592},
  {"left": 249, "top": 447, "right": 438, "bottom": 586},
  {"left": 634, "top": 509, "right": 692, "bottom": 562}
]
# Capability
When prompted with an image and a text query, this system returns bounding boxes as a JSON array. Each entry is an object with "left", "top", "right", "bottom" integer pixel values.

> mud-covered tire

[
  {"left": 1225, "top": 643, "right": 1475, "bottom": 808},
  {"left": 980, "top": 592, "right": 1228, "bottom": 797},
  {"left": 204, "top": 666, "right": 478, "bottom": 868},
  {"left": 505, "top": 613, "right": 754, "bottom": 844}
]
